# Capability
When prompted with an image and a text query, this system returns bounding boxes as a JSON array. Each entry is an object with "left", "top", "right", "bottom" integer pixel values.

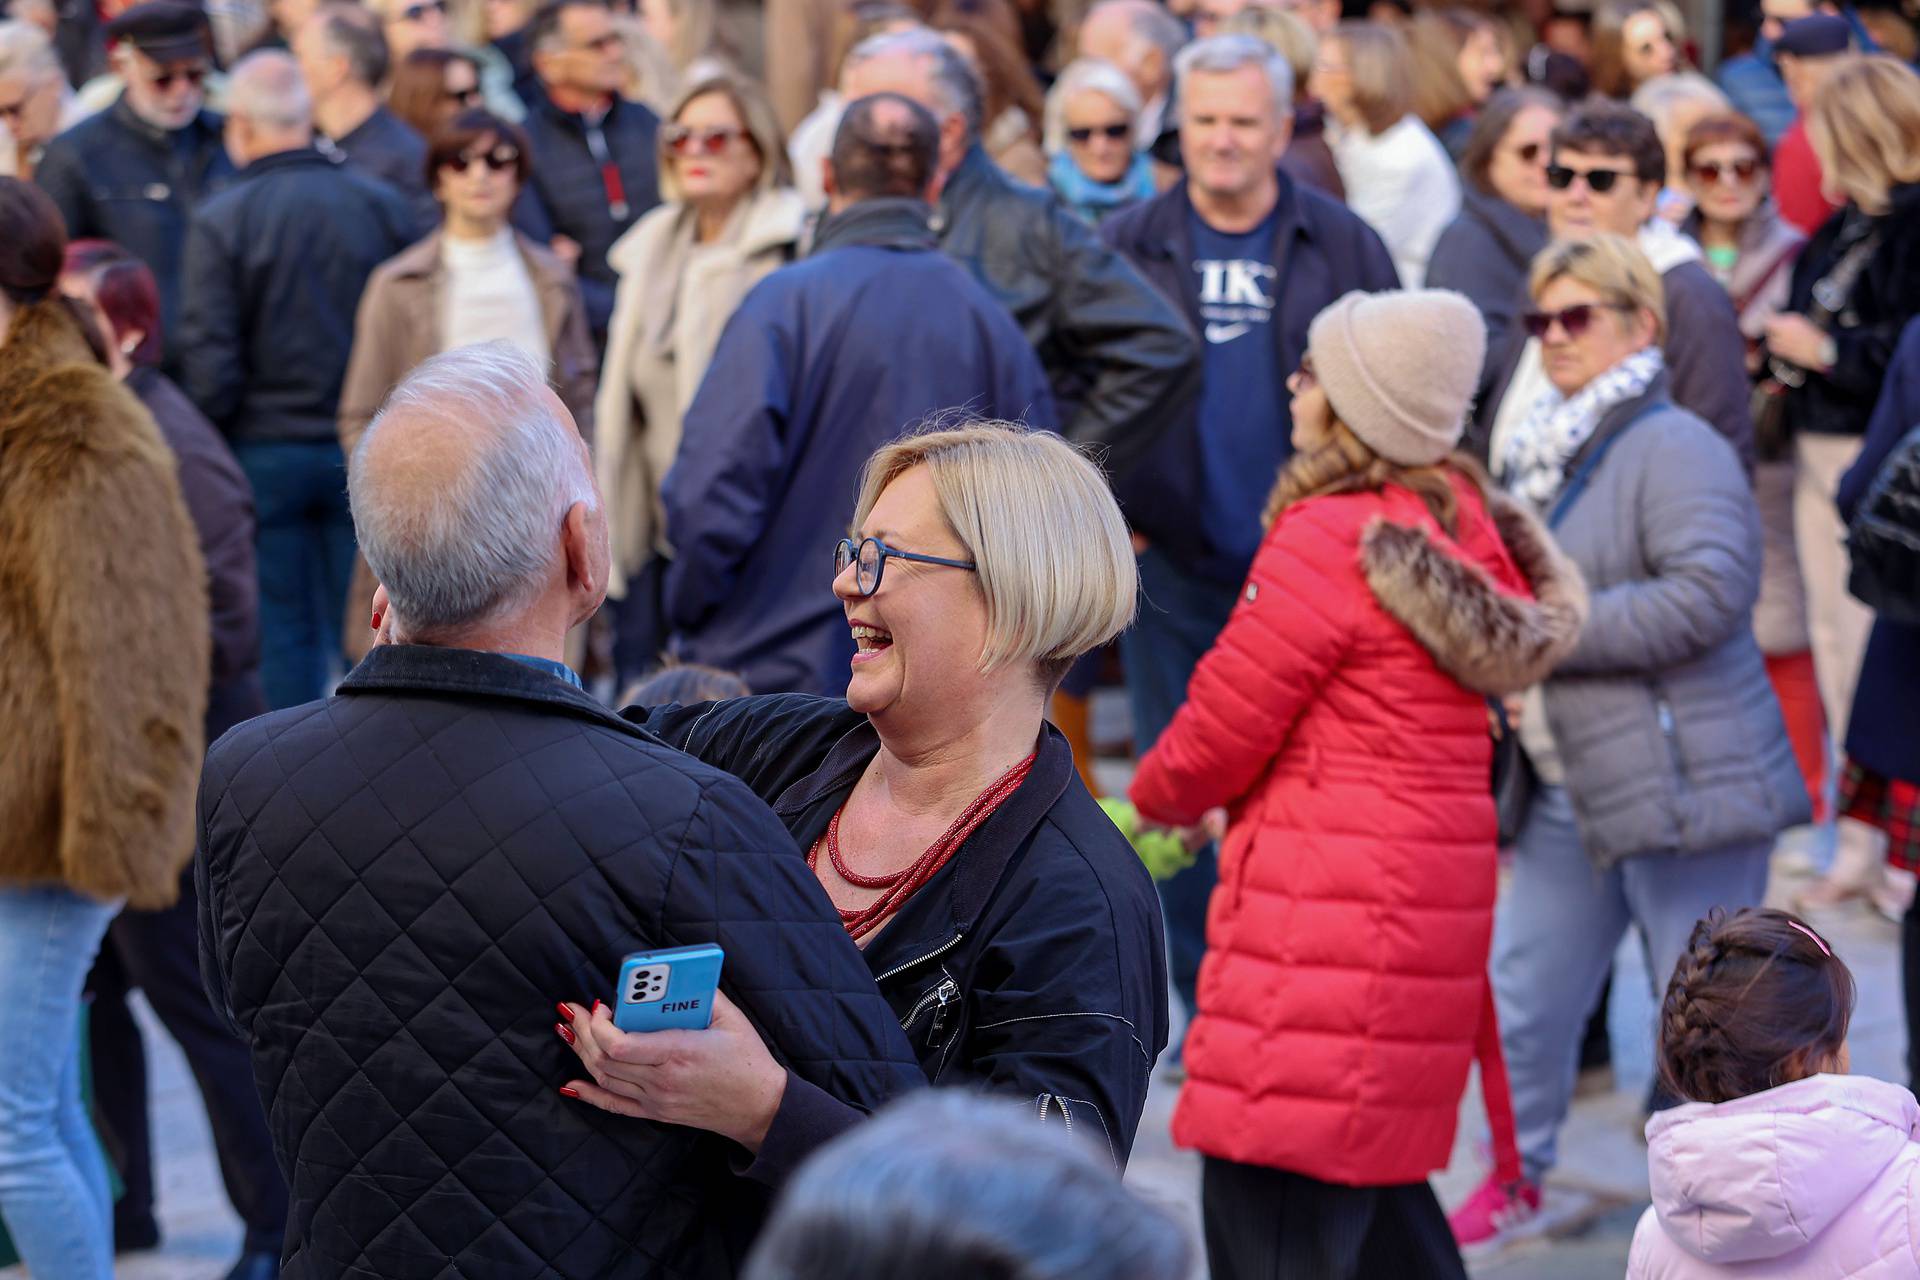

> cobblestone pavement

[{"left": 10, "top": 827, "right": 1901, "bottom": 1279}]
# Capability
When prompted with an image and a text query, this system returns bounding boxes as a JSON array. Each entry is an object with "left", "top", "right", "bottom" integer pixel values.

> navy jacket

[
  {"left": 511, "top": 90, "right": 660, "bottom": 339},
  {"left": 661, "top": 199, "right": 1057, "bottom": 695},
  {"left": 320, "top": 104, "right": 436, "bottom": 236},
  {"left": 630, "top": 694, "right": 1169, "bottom": 1173},
  {"left": 178, "top": 147, "right": 416, "bottom": 445},
  {"left": 1838, "top": 316, "right": 1920, "bottom": 784},
  {"left": 1100, "top": 172, "right": 1399, "bottom": 581},
  {"left": 34, "top": 96, "right": 236, "bottom": 381},
  {"left": 197, "top": 646, "right": 925, "bottom": 1278}
]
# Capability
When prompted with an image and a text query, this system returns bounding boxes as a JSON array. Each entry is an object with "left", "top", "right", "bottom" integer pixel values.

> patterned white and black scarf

[{"left": 1498, "top": 345, "right": 1665, "bottom": 509}]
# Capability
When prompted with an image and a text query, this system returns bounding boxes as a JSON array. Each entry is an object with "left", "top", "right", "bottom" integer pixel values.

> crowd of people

[{"left": 3, "top": 0, "right": 1920, "bottom": 1273}]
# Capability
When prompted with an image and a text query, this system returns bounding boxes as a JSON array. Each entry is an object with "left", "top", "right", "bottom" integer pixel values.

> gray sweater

[{"left": 1536, "top": 377, "right": 1809, "bottom": 865}]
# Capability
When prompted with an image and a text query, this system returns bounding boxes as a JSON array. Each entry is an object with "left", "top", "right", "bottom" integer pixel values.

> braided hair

[{"left": 1657, "top": 908, "right": 1855, "bottom": 1105}]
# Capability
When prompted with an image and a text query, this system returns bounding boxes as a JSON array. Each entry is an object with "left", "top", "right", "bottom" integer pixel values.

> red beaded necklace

[{"left": 808, "top": 752, "right": 1037, "bottom": 942}]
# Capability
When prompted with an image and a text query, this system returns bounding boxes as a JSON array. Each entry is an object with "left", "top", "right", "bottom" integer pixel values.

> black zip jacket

[{"left": 630, "top": 693, "right": 1170, "bottom": 1179}]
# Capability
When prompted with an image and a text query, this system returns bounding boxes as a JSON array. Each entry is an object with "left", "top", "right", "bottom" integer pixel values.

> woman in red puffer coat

[{"left": 1130, "top": 289, "right": 1588, "bottom": 1280}]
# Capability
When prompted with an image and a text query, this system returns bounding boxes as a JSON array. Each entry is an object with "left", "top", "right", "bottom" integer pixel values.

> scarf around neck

[
  {"left": 1500, "top": 345, "right": 1665, "bottom": 509},
  {"left": 1048, "top": 150, "right": 1156, "bottom": 221}
]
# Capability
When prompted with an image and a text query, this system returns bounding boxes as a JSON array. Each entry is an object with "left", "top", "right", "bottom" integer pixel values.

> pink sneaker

[{"left": 1448, "top": 1173, "right": 1542, "bottom": 1253}]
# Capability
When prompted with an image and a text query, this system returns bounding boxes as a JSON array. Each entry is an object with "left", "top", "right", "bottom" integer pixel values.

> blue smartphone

[{"left": 613, "top": 944, "right": 725, "bottom": 1032}]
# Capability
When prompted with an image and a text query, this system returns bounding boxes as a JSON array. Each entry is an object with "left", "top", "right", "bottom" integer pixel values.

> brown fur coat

[{"left": 0, "top": 298, "right": 209, "bottom": 908}]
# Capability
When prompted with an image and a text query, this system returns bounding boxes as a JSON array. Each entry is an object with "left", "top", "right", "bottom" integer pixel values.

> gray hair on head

[
  {"left": 350, "top": 342, "right": 595, "bottom": 637},
  {"left": 1043, "top": 57, "right": 1142, "bottom": 153},
  {"left": 226, "top": 49, "right": 312, "bottom": 129},
  {"left": 743, "top": 1091, "right": 1192, "bottom": 1280},
  {"left": 1174, "top": 33, "right": 1295, "bottom": 123},
  {"left": 842, "top": 26, "right": 983, "bottom": 138},
  {"left": 0, "top": 20, "right": 62, "bottom": 83}
]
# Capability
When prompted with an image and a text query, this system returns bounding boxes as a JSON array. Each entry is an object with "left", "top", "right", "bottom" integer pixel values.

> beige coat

[
  {"left": 0, "top": 299, "right": 208, "bottom": 909},
  {"left": 337, "top": 229, "right": 597, "bottom": 659},
  {"left": 596, "top": 187, "right": 807, "bottom": 596}
]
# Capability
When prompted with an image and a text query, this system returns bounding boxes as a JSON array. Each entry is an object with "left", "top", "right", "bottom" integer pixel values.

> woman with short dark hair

[{"left": 337, "top": 107, "right": 596, "bottom": 661}]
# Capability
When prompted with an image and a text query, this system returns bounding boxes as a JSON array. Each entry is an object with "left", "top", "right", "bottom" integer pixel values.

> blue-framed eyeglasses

[{"left": 833, "top": 536, "right": 976, "bottom": 597}]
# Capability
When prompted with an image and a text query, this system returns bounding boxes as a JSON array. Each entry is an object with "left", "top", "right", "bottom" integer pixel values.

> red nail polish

[
  {"left": 555, "top": 1002, "right": 574, "bottom": 1023},
  {"left": 591, "top": 999, "right": 604, "bottom": 1016},
  {"left": 555, "top": 1022, "right": 576, "bottom": 1046},
  {"left": 558, "top": 1086, "right": 579, "bottom": 1099}
]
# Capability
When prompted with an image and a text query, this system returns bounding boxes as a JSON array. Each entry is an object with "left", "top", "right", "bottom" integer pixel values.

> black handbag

[
  {"left": 1846, "top": 423, "right": 1920, "bottom": 626},
  {"left": 1490, "top": 697, "right": 1534, "bottom": 848}
]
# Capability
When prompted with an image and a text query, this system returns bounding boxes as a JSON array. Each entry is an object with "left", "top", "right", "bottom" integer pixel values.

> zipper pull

[{"left": 926, "top": 978, "right": 959, "bottom": 1046}]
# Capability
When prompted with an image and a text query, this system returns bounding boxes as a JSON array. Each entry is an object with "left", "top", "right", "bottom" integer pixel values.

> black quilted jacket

[{"left": 195, "top": 646, "right": 925, "bottom": 1279}]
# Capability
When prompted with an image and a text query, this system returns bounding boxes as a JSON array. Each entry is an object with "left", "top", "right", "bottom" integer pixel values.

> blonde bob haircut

[
  {"left": 1806, "top": 55, "right": 1920, "bottom": 216},
  {"left": 657, "top": 70, "right": 791, "bottom": 203},
  {"left": 1328, "top": 21, "right": 1414, "bottom": 136},
  {"left": 850, "top": 421, "right": 1137, "bottom": 684},
  {"left": 1529, "top": 233, "right": 1668, "bottom": 345}
]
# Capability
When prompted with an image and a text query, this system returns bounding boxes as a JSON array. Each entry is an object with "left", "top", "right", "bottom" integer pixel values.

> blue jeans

[
  {"left": 236, "top": 440, "right": 356, "bottom": 710},
  {"left": 1120, "top": 547, "right": 1242, "bottom": 1029},
  {"left": 1491, "top": 785, "right": 1771, "bottom": 1182},
  {"left": 0, "top": 886, "right": 120, "bottom": 1279}
]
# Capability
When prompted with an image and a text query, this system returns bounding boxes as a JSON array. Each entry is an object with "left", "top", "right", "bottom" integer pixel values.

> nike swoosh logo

[{"left": 1205, "top": 322, "right": 1251, "bottom": 344}]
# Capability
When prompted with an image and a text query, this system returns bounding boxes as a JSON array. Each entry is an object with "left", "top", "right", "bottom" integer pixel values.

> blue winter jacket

[{"left": 661, "top": 198, "right": 1057, "bottom": 695}]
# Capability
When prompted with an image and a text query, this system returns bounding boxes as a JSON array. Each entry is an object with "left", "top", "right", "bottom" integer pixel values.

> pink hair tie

[{"left": 1788, "top": 919, "right": 1832, "bottom": 958}]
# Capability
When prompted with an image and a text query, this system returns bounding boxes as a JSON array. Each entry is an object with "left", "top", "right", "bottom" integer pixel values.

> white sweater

[{"left": 1327, "top": 114, "right": 1462, "bottom": 288}]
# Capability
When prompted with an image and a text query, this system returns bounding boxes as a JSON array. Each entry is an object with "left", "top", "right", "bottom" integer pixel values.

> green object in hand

[{"left": 1099, "top": 798, "right": 1195, "bottom": 881}]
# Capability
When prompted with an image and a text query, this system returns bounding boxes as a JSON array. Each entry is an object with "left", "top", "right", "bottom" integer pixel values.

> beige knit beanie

[{"left": 1305, "top": 289, "right": 1487, "bottom": 467}]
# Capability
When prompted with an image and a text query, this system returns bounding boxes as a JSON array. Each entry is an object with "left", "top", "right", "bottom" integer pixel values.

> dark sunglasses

[
  {"left": 1689, "top": 157, "right": 1761, "bottom": 186},
  {"left": 1067, "top": 122, "right": 1131, "bottom": 143},
  {"left": 441, "top": 85, "right": 484, "bottom": 106},
  {"left": 400, "top": 0, "right": 445, "bottom": 20},
  {"left": 1545, "top": 163, "right": 1629, "bottom": 193},
  {"left": 833, "top": 536, "right": 976, "bottom": 597},
  {"left": 1508, "top": 140, "right": 1543, "bottom": 164},
  {"left": 1522, "top": 301, "right": 1633, "bottom": 339},
  {"left": 448, "top": 143, "right": 520, "bottom": 172},
  {"left": 151, "top": 64, "right": 209, "bottom": 90},
  {"left": 663, "top": 123, "right": 744, "bottom": 155},
  {"left": 575, "top": 30, "right": 623, "bottom": 52}
]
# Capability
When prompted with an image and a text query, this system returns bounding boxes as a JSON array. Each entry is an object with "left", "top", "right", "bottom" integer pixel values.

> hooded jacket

[
  {"left": 1129, "top": 473, "right": 1586, "bottom": 1183},
  {"left": 0, "top": 298, "right": 209, "bottom": 908},
  {"left": 1630, "top": 1074, "right": 1920, "bottom": 1277}
]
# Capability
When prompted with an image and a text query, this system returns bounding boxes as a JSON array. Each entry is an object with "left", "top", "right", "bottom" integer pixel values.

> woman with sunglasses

[
  {"left": 337, "top": 108, "right": 595, "bottom": 660},
  {"left": 387, "top": 46, "right": 486, "bottom": 141},
  {"left": 596, "top": 71, "right": 805, "bottom": 684},
  {"left": 1464, "top": 234, "right": 1806, "bottom": 1252},
  {"left": 1429, "top": 87, "right": 1564, "bottom": 359},
  {"left": 1041, "top": 58, "right": 1155, "bottom": 225},
  {"left": 1678, "top": 111, "right": 1828, "bottom": 846},
  {"left": 1127, "top": 288, "right": 1583, "bottom": 1278},
  {"left": 1590, "top": 0, "right": 1683, "bottom": 100},
  {"left": 556, "top": 423, "right": 1168, "bottom": 1181}
]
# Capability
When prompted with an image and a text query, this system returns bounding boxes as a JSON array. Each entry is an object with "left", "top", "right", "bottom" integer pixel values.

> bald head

[
  {"left": 1079, "top": 0, "right": 1184, "bottom": 101},
  {"left": 350, "top": 343, "right": 605, "bottom": 645}
]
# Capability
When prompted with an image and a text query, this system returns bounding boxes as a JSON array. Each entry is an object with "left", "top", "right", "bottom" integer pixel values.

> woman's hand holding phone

[{"left": 554, "top": 991, "right": 787, "bottom": 1153}]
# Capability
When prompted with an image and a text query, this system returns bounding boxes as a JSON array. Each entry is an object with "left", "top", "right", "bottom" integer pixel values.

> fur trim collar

[{"left": 1359, "top": 490, "right": 1588, "bottom": 696}]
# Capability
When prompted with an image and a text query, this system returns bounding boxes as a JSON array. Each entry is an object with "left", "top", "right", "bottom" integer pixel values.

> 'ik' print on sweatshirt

[{"left": 1194, "top": 257, "right": 1277, "bottom": 346}]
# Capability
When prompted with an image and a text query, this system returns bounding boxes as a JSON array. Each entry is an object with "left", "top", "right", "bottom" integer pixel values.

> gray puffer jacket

[{"left": 1538, "top": 376, "right": 1809, "bottom": 865}]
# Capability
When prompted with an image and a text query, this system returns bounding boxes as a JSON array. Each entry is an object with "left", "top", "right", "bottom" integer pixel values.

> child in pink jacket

[{"left": 1631, "top": 908, "right": 1920, "bottom": 1277}]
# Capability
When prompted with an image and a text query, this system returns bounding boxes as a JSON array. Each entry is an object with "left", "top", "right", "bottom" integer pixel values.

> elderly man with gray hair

[
  {"left": 839, "top": 26, "right": 1197, "bottom": 483},
  {"left": 178, "top": 49, "right": 415, "bottom": 711},
  {"left": 196, "top": 341, "right": 926, "bottom": 1279}
]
